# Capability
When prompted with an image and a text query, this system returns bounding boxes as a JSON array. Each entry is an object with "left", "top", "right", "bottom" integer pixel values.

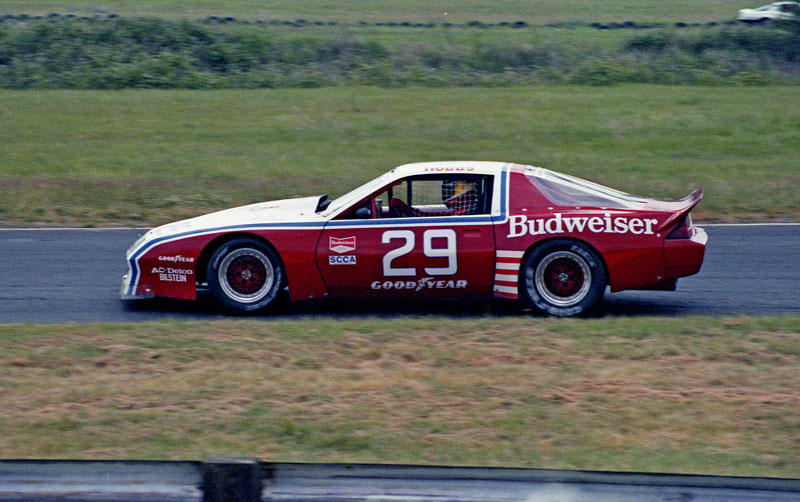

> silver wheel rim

[
  {"left": 218, "top": 248, "right": 274, "bottom": 304},
  {"left": 533, "top": 251, "right": 591, "bottom": 307}
]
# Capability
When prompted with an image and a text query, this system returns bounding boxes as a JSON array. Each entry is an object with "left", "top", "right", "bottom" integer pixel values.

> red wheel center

[
  {"left": 544, "top": 258, "right": 584, "bottom": 297},
  {"left": 227, "top": 256, "right": 267, "bottom": 294}
]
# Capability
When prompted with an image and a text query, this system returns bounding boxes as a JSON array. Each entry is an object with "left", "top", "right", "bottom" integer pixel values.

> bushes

[
  {"left": 0, "top": 17, "right": 388, "bottom": 88},
  {"left": 625, "top": 24, "right": 800, "bottom": 63},
  {"left": 569, "top": 59, "right": 637, "bottom": 85},
  {"left": 0, "top": 16, "right": 798, "bottom": 88},
  {"left": 469, "top": 43, "right": 552, "bottom": 72},
  {"left": 617, "top": 23, "right": 800, "bottom": 84}
]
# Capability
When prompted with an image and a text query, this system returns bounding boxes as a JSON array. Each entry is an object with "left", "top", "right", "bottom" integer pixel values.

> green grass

[
  {"left": 0, "top": 316, "right": 798, "bottom": 476},
  {"left": 0, "top": 0, "right": 758, "bottom": 23},
  {"left": 1, "top": 86, "right": 798, "bottom": 226}
]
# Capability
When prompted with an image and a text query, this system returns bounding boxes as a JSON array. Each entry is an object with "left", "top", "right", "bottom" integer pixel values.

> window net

[{"left": 411, "top": 179, "right": 479, "bottom": 216}]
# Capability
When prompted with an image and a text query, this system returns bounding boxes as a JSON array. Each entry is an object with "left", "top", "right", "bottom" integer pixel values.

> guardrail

[{"left": 1, "top": 458, "right": 799, "bottom": 502}]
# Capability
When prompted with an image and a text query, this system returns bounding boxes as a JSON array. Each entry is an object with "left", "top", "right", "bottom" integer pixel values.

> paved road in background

[{"left": 1, "top": 225, "right": 798, "bottom": 324}]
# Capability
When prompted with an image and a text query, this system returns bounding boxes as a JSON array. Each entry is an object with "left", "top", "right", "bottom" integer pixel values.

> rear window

[{"left": 526, "top": 167, "right": 647, "bottom": 209}]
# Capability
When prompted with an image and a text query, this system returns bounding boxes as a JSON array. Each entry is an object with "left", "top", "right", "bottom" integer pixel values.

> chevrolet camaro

[{"left": 121, "top": 162, "right": 707, "bottom": 316}]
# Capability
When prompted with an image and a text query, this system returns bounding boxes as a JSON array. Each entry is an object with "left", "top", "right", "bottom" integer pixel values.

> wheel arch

[
  {"left": 518, "top": 237, "right": 609, "bottom": 288},
  {"left": 196, "top": 232, "right": 285, "bottom": 286}
]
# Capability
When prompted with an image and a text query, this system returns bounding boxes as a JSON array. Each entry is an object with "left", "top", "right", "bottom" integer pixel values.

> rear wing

[{"left": 654, "top": 188, "right": 703, "bottom": 233}]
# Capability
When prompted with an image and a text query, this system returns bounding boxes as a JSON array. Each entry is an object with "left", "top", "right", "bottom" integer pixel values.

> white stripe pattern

[
  {"left": 493, "top": 285, "right": 518, "bottom": 294},
  {"left": 496, "top": 250, "right": 524, "bottom": 258},
  {"left": 493, "top": 249, "right": 524, "bottom": 299},
  {"left": 495, "top": 274, "right": 518, "bottom": 283}
]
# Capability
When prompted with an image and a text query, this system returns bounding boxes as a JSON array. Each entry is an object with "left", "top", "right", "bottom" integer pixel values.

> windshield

[
  {"left": 526, "top": 167, "right": 648, "bottom": 208},
  {"left": 321, "top": 170, "right": 395, "bottom": 216}
]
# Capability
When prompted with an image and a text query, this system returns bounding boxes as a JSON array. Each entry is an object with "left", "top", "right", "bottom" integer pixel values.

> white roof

[{"left": 391, "top": 161, "right": 514, "bottom": 177}]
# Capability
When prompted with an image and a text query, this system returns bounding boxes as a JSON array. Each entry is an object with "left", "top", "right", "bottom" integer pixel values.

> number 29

[{"left": 382, "top": 229, "right": 457, "bottom": 277}]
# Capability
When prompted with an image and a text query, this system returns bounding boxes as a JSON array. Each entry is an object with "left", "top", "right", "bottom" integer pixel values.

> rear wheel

[
  {"left": 521, "top": 240, "right": 606, "bottom": 317},
  {"left": 207, "top": 238, "right": 283, "bottom": 313}
]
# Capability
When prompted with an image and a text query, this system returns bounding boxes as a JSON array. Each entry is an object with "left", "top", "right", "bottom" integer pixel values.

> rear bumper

[{"left": 663, "top": 226, "right": 708, "bottom": 279}]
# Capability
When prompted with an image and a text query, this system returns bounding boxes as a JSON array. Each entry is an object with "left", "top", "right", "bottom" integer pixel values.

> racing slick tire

[
  {"left": 207, "top": 238, "right": 284, "bottom": 313},
  {"left": 520, "top": 239, "right": 606, "bottom": 317}
]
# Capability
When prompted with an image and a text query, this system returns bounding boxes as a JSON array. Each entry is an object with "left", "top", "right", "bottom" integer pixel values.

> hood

[{"left": 145, "top": 195, "right": 325, "bottom": 239}]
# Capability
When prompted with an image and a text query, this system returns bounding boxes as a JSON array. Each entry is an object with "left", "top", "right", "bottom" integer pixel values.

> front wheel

[
  {"left": 520, "top": 240, "right": 606, "bottom": 317},
  {"left": 207, "top": 238, "right": 284, "bottom": 313}
]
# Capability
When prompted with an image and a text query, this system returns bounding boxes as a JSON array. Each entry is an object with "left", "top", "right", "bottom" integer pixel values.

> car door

[{"left": 316, "top": 174, "right": 496, "bottom": 298}]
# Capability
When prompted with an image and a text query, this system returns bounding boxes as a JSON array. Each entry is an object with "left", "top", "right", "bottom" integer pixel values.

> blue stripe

[
  {"left": 326, "top": 215, "right": 494, "bottom": 226},
  {"left": 498, "top": 163, "right": 509, "bottom": 220}
]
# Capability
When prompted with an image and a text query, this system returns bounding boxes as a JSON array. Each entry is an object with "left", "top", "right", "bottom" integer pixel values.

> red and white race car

[{"left": 122, "top": 162, "right": 707, "bottom": 316}]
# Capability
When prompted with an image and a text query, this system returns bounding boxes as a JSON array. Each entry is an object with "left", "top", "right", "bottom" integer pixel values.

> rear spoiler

[{"left": 654, "top": 188, "right": 703, "bottom": 233}]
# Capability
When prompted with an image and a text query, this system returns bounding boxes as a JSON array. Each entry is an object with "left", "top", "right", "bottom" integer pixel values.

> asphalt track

[{"left": 0, "top": 225, "right": 797, "bottom": 324}]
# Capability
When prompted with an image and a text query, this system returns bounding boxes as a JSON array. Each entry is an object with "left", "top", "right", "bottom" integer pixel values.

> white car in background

[{"left": 738, "top": 2, "right": 800, "bottom": 22}]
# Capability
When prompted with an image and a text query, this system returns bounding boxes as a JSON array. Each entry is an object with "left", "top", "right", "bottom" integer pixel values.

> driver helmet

[{"left": 442, "top": 180, "right": 479, "bottom": 215}]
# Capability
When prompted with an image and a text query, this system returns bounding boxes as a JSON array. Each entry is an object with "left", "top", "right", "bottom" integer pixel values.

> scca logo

[{"left": 329, "top": 255, "right": 356, "bottom": 265}]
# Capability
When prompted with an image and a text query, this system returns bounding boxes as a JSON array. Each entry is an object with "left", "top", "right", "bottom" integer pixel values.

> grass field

[
  {"left": 1, "top": 316, "right": 798, "bottom": 475},
  {"left": 0, "top": 0, "right": 757, "bottom": 23},
  {"left": 1, "top": 86, "right": 798, "bottom": 226}
]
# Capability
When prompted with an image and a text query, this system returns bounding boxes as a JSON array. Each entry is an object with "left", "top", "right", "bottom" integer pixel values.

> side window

[
  {"left": 337, "top": 175, "right": 492, "bottom": 219},
  {"left": 337, "top": 180, "right": 409, "bottom": 220},
  {"left": 408, "top": 175, "right": 492, "bottom": 217},
  {"left": 383, "top": 180, "right": 409, "bottom": 218},
  {"left": 409, "top": 179, "right": 451, "bottom": 216}
]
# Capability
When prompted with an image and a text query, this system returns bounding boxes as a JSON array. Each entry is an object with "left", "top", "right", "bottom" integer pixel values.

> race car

[{"left": 121, "top": 161, "right": 707, "bottom": 316}]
